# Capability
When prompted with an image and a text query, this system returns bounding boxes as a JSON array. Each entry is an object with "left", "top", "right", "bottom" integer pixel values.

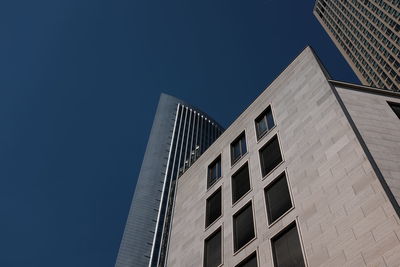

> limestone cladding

[{"left": 336, "top": 86, "right": 400, "bottom": 214}]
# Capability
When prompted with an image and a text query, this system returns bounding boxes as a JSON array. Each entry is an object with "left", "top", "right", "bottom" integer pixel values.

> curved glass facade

[{"left": 115, "top": 93, "right": 223, "bottom": 267}]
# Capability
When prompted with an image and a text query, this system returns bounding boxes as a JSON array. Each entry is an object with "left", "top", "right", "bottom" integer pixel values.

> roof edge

[
  {"left": 328, "top": 80, "right": 400, "bottom": 98},
  {"left": 159, "top": 92, "right": 225, "bottom": 130}
]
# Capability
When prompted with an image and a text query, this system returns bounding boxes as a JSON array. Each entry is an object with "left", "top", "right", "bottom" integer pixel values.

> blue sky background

[{"left": 0, "top": 0, "right": 358, "bottom": 266}]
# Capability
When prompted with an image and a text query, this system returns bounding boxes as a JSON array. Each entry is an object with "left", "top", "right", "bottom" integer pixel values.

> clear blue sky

[{"left": 0, "top": 0, "right": 358, "bottom": 266}]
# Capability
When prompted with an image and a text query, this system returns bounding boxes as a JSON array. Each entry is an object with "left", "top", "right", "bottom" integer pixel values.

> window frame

[
  {"left": 231, "top": 131, "right": 247, "bottom": 166},
  {"left": 388, "top": 101, "right": 400, "bottom": 119},
  {"left": 231, "top": 162, "right": 252, "bottom": 205},
  {"left": 235, "top": 251, "right": 258, "bottom": 267},
  {"left": 203, "top": 227, "right": 223, "bottom": 267},
  {"left": 205, "top": 187, "right": 222, "bottom": 229},
  {"left": 264, "top": 171, "right": 294, "bottom": 226},
  {"left": 258, "top": 134, "right": 284, "bottom": 178},
  {"left": 232, "top": 201, "right": 256, "bottom": 253},
  {"left": 207, "top": 155, "right": 222, "bottom": 189},
  {"left": 270, "top": 221, "right": 306, "bottom": 267},
  {"left": 254, "top": 105, "right": 275, "bottom": 141}
]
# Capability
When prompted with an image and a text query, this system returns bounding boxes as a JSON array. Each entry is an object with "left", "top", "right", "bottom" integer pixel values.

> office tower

[
  {"left": 115, "top": 93, "right": 223, "bottom": 267},
  {"left": 313, "top": 0, "right": 400, "bottom": 92},
  {"left": 166, "top": 47, "right": 400, "bottom": 266}
]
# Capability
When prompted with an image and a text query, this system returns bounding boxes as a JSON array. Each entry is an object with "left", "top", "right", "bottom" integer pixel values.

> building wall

[
  {"left": 166, "top": 47, "right": 400, "bottom": 266},
  {"left": 314, "top": 13, "right": 368, "bottom": 85},
  {"left": 336, "top": 85, "right": 400, "bottom": 213},
  {"left": 116, "top": 94, "right": 178, "bottom": 267}
]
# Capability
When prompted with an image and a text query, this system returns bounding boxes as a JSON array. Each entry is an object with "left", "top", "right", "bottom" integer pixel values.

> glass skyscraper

[{"left": 115, "top": 93, "right": 223, "bottom": 267}]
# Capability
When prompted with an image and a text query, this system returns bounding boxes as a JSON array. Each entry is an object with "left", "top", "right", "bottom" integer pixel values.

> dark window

[
  {"left": 259, "top": 135, "right": 283, "bottom": 177},
  {"left": 235, "top": 252, "right": 257, "bottom": 267},
  {"left": 265, "top": 173, "right": 292, "bottom": 224},
  {"left": 388, "top": 102, "right": 400, "bottom": 119},
  {"left": 206, "top": 188, "right": 222, "bottom": 227},
  {"left": 233, "top": 202, "right": 255, "bottom": 252},
  {"left": 271, "top": 223, "right": 305, "bottom": 267},
  {"left": 231, "top": 163, "right": 251, "bottom": 204},
  {"left": 204, "top": 228, "right": 222, "bottom": 267},
  {"left": 231, "top": 132, "right": 247, "bottom": 165},
  {"left": 208, "top": 156, "right": 222, "bottom": 188},
  {"left": 255, "top": 106, "right": 275, "bottom": 139}
]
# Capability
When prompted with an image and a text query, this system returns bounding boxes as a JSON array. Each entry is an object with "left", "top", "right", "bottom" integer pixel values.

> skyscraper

[
  {"left": 313, "top": 0, "right": 400, "bottom": 92},
  {"left": 165, "top": 47, "right": 400, "bottom": 266},
  {"left": 115, "top": 93, "right": 223, "bottom": 267}
]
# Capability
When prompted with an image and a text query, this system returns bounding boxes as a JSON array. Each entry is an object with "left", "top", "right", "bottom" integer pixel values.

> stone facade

[
  {"left": 336, "top": 83, "right": 400, "bottom": 208},
  {"left": 166, "top": 47, "right": 400, "bottom": 266}
]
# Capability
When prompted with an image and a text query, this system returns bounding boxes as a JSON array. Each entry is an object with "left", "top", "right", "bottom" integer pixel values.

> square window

[
  {"left": 235, "top": 252, "right": 257, "bottom": 267},
  {"left": 208, "top": 156, "right": 222, "bottom": 188},
  {"left": 255, "top": 106, "right": 275, "bottom": 140},
  {"left": 259, "top": 135, "right": 283, "bottom": 177},
  {"left": 271, "top": 223, "right": 305, "bottom": 267},
  {"left": 206, "top": 188, "right": 222, "bottom": 228},
  {"left": 388, "top": 102, "right": 400, "bottom": 119},
  {"left": 204, "top": 228, "right": 222, "bottom": 267},
  {"left": 231, "top": 163, "right": 251, "bottom": 204},
  {"left": 233, "top": 202, "right": 255, "bottom": 252},
  {"left": 264, "top": 173, "right": 292, "bottom": 224},
  {"left": 231, "top": 132, "right": 247, "bottom": 165}
]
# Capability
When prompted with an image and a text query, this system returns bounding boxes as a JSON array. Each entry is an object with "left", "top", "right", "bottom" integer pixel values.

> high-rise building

[
  {"left": 115, "top": 93, "right": 223, "bottom": 267},
  {"left": 313, "top": 0, "right": 400, "bottom": 92},
  {"left": 165, "top": 47, "right": 400, "bottom": 266}
]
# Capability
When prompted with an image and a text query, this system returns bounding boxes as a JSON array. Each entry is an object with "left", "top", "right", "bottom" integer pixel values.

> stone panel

[{"left": 336, "top": 86, "right": 400, "bottom": 210}]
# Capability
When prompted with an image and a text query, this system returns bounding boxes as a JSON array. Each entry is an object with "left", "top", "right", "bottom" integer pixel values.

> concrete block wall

[{"left": 166, "top": 47, "right": 400, "bottom": 267}]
